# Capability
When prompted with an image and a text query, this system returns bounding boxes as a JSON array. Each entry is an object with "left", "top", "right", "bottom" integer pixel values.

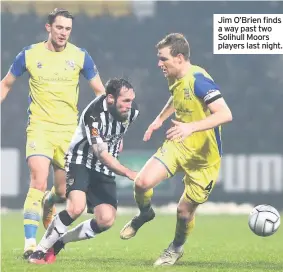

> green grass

[{"left": 1, "top": 213, "right": 282, "bottom": 272}]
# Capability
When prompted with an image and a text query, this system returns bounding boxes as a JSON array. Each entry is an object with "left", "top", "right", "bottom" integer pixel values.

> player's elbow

[
  {"left": 0, "top": 81, "right": 10, "bottom": 101},
  {"left": 221, "top": 107, "right": 233, "bottom": 124},
  {"left": 119, "top": 140, "right": 123, "bottom": 153},
  {"left": 97, "top": 151, "right": 111, "bottom": 166},
  {"left": 226, "top": 108, "right": 233, "bottom": 122}
]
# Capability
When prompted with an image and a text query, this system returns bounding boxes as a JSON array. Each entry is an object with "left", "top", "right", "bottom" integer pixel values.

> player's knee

[
  {"left": 56, "top": 194, "right": 66, "bottom": 203},
  {"left": 134, "top": 176, "right": 151, "bottom": 192},
  {"left": 28, "top": 158, "right": 50, "bottom": 191},
  {"left": 176, "top": 206, "right": 194, "bottom": 221},
  {"left": 29, "top": 176, "right": 47, "bottom": 192},
  {"left": 29, "top": 169, "right": 49, "bottom": 191},
  {"left": 96, "top": 214, "right": 115, "bottom": 229},
  {"left": 54, "top": 189, "right": 67, "bottom": 203},
  {"left": 67, "top": 204, "right": 85, "bottom": 219}
]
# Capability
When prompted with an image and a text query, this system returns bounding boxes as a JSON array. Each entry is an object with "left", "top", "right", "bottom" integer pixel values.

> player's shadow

[{"left": 179, "top": 260, "right": 283, "bottom": 271}]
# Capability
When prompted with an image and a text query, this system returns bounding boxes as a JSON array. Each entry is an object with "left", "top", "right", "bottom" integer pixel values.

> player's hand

[
  {"left": 125, "top": 170, "right": 138, "bottom": 181},
  {"left": 143, "top": 118, "right": 163, "bottom": 141},
  {"left": 166, "top": 119, "right": 195, "bottom": 142}
]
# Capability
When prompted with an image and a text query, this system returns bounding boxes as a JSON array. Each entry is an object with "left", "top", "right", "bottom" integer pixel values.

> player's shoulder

[
  {"left": 19, "top": 42, "right": 41, "bottom": 54},
  {"left": 190, "top": 65, "right": 214, "bottom": 82},
  {"left": 84, "top": 95, "right": 105, "bottom": 117},
  {"left": 190, "top": 65, "right": 220, "bottom": 98},
  {"left": 67, "top": 42, "right": 90, "bottom": 55}
]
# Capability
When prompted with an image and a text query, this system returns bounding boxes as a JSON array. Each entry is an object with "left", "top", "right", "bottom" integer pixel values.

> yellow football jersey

[
  {"left": 10, "top": 42, "right": 98, "bottom": 131},
  {"left": 169, "top": 65, "right": 222, "bottom": 166}
]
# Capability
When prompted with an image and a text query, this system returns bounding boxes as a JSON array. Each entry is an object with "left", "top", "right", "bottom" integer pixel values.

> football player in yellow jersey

[
  {"left": 0, "top": 8, "right": 105, "bottom": 258},
  {"left": 120, "top": 33, "right": 233, "bottom": 266}
]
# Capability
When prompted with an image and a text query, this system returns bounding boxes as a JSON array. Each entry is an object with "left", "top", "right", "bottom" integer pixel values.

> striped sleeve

[
  {"left": 193, "top": 73, "right": 222, "bottom": 104},
  {"left": 129, "top": 102, "right": 140, "bottom": 123},
  {"left": 84, "top": 110, "right": 103, "bottom": 145}
]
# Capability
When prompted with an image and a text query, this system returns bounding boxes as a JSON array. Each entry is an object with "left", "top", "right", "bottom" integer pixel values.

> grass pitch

[{"left": 1, "top": 213, "right": 282, "bottom": 272}]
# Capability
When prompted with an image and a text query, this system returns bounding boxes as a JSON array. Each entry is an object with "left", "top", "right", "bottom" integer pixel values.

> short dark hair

[
  {"left": 47, "top": 8, "right": 74, "bottom": 25},
  {"left": 105, "top": 78, "right": 134, "bottom": 98},
  {"left": 156, "top": 33, "right": 190, "bottom": 60}
]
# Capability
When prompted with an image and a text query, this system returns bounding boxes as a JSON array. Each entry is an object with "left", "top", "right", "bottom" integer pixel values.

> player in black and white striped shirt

[
  {"left": 29, "top": 78, "right": 139, "bottom": 264},
  {"left": 65, "top": 82, "right": 139, "bottom": 176}
]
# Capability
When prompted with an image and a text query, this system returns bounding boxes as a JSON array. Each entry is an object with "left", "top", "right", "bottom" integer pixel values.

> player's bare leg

[
  {"left": 39, "top": 204, "right": 116, "bottom": 264},
  {"left": 23, "top": 156, "right": 50, "bottom": 259},
  {"left": 42, "top": 164, "right": 66, "bottom": 229},
  {"left": 29, "top": 190, "right": 83, "bottom": 264},
  {"left": 154, "top": 196, "right": 198, "bottom": 266},
  {"left": 120, "top": 157, "right": 168, "bottom": 239}
]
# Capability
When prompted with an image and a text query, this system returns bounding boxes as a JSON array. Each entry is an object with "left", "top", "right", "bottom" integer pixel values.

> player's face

[
  {"left": 108, "top": 87, "right": 135, "bottom": 122},
  {"left": 46, "top": 16, "right": 72, "bottom": 49},
  {"left": 157, "top": 47, "right": 181, "bottom": 78}
]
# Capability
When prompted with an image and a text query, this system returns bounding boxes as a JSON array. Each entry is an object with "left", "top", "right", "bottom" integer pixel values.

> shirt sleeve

[
  {"left": 193, "top": 73, "right": 222, "bottom": 104},
  {"left": 129, "top": 102, "right": 140, "bottom": 124},
  {"left": 9, "top": 48, "right": 27, "bottom": 77},
  {"left": 84, "top": 111, "right": 104, "bottom": 145},
  {"left": 80, "top": 49, "right": 98, "bottom": 81}
]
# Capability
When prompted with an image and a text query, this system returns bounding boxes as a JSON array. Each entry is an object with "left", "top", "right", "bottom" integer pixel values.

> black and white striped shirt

[{"left": 65, "top": 95, "right": 139, "bottom": 176}]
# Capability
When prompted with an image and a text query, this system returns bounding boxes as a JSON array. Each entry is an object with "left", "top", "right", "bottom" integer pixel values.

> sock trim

[{"left": 58, "top": 210, "right": 74, "bottom": 226}]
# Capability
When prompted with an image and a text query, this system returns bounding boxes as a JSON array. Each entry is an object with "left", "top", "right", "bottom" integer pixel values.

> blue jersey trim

[
  {"left": 214, "top": 126, "right": 222, "bottom": 156},
  {"left": 80, "top": 48, "right": 97, "bottom": 80},
  {"left": 10, "top": 45, "right": 32, "bottom": 77},
  {"left": 193, "top": 73, "right": 220, "bottom": 99}
]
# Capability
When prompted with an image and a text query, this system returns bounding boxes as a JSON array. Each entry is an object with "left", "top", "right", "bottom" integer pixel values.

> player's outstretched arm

[
  {"left": 166, "top": 98, "right": 232, "bottom": 141},
  {"left": 89, "top": 74, "right": 106, "bottom": 96},
  {"left": 143, "top": 96, "right": 175, "bottom": 141},
  {"left": 156, "top": 95, "right": 175, "bottom": 123},
  {"left": 92, "top": 142, "right": 137, "bottom": 181},
  {"left": 191, "top": 97, "right": 232, "bottom": 132},
  {"left": 1, "top": 72, "right": 17, "bottom": 103}
]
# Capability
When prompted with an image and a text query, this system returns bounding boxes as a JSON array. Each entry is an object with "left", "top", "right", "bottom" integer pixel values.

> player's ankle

[
  {"left": 139, "top": 204, "right": 152, "bottom": 214},
  {"left": 36, "top": 243, "right": 48, "bottom": 253},
  {"left": 24, "top": 238, "right": 36, "bottom": 249},
  {"left": 169, "top": 242, "right": 184, "bottom": 253}
]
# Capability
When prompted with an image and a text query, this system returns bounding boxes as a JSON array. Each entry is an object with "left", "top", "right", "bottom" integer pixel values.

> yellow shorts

[
  {"left": 153, "top": 140, "right": 221, "bottom": 204},
  {"left": 26, "top": 128, "right": 75, "bottom": 169}
]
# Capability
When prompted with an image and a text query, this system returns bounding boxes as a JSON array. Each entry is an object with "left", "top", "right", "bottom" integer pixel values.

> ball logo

[
  {"left": 37, "top": 61, "right": 43, "bottom": 69},
  {"left": 66, "top": 60, "right": 75, "bottom": 70},
  {"left": 91, "top": 128, "right": 99, "bottom": 137},
  {"left": 29, "top": 141, "right": 36, "bottom": 150},
  {"left": 122, "top": 120, "right": 129, "bottom": 127},
  {"left": 160, "top": 147, "right": 167, "bottom": 156},
  {"left": 183, "top": 88, "right": 191, "bottom": 100},
  {"left": 67, "top": 178, "right": 75, "bottom": 186}
]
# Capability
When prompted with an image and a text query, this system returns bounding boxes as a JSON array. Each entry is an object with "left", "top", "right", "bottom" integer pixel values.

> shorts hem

[
  {"left": 153, "top": 156, "right": 174, "bottom": 177},
  {"left": 26, "top": 154, "right": 52, "bottom": 162},
  {"left": 185, "top": 193, "right": 207, "bottom": 205},
  {"left": 52, "top": 161, "right": 65, "bottom": 170},
  {"left": 87, "top": 203, "right": 117, "bottom": 214}
]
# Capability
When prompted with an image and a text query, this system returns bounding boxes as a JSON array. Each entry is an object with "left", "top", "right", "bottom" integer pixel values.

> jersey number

[{"left": 205, "top": 180, "right": 213, "bottom": 193}]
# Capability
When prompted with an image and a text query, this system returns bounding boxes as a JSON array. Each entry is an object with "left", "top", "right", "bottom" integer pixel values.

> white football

[{"left": 248, "top": 204, "right": 280, "bottom": 237}]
